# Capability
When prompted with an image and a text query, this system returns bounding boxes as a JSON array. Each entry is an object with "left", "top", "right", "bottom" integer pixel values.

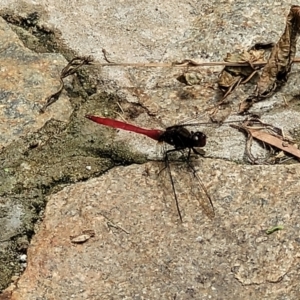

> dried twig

[
  {"left": 40, "top": 56, "right": 93, "bottom": 113},
  {"left": 99, "top": 211, "right": 130, "bottom": 234},
  {"left": 102, "top": 48, "right": 115, "bottom": 63},
  {"left": 89, "top": 58, "right": 300, "bottom": 68}
]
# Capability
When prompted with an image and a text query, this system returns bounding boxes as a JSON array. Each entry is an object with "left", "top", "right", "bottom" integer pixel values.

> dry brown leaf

[
  {"left": 70, "top": 229, "right": 95, "bottom": 244},
  {"left": 231, "top": 118, "right": 300, "bottom": 162},
  {"left": 247, "top": 128, "right": 300, "bottom": 159},
  {"left": 239, "top": 5, "right": 300, "bottom": 113},
  {"left": 218, "top": 45, "right": 272, "bottom": 100}
]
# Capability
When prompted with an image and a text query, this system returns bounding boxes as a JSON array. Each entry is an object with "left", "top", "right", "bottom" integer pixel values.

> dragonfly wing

[
  {"left": 185, "top": 160, "right": 215, "bottom": 219},
  {"left": 158, "top": 155, "right": 215, "bottom": 221}
]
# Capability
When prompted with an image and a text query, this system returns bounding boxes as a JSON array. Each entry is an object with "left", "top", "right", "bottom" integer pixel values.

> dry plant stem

[
  {"left": 217, "top": 70, "right": 259, "bottom": 104},
  {"left": 99, "top": 211, "right": 130, "bottom": 234},
  {"left": 231, "top": 123, "right": 259, "bottom": 164},
  {"left": 222, "top": 78, "right": 243, "bottom": 100},
  {"left": 90, "top": 58, "right": 300, "bottom": 68},
  {"left": 40, "top": 56, "right": 93, "bottom": 113},
  {"left": 102, "top": 48, "right": 115, "bottom": 63},
  {"left": 246, "top": 134, "right": 258, "bottom": 164}
]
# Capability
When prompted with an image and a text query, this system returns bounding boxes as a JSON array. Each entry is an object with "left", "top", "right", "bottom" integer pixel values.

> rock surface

[
  {"left": 0, "top": 1, "right": 299, "bottom": 299},
  {"left": 0, "top": 17, "right": 72, "bottom": 149},
  {"left": 10, "top": 161, "right": 300, "bottom": 299}
]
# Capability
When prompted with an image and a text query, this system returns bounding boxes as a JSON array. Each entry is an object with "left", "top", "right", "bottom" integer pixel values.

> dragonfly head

[{"left": 192, "top": 131, "right": 206, "bottom": 147}]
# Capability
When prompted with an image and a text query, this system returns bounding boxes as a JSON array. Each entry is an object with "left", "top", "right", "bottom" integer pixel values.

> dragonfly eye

[{"left": 193, "top": 131, "right": 206, "bottom": 147}]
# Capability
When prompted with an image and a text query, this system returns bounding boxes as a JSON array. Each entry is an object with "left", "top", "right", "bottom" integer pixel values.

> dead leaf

[
  {"left": 231, "top": 118, "right": 300, "bottom": 163},
  {"left": 248, "top": 128, "right": 300, "bottom": 159},
  {"left": 218, "top": 46, "right": 270, "bottom": 100},
  {"left": 70, "top": 229, "right": 95, "bottom": 244},
  {"left": 239, "top": 5, "right": 300, "bottom": 113}
]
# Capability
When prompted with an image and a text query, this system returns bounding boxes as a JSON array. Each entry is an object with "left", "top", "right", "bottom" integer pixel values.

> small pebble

[{"left": 19, "top": 254, "right": 27, "bottom": 262}]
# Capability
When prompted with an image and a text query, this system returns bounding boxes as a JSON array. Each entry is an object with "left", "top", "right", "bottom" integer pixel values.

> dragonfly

[{"left": 85, "top": 114, "right": 215, "bottom": 222}]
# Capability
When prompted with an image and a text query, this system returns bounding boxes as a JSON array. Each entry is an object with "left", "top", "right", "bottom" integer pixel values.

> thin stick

[
  {"left": 99, "top": 211, "right": 130, "bottom": 234},
  {"left": 90, "top": 58, "right": 300, "bottom": 68}
]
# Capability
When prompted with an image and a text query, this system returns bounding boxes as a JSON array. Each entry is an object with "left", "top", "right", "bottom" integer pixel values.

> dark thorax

[{"left": 158, "top": 125, "right": 206, "bottom": 151}]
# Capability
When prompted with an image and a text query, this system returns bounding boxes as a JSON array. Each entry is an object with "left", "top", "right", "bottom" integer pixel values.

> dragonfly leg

[{"left": 163, "top": 150, "right": 183, "bottom": 222}]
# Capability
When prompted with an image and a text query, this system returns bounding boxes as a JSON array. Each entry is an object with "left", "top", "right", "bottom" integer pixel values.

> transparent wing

[
  {"left": 185, "top": 159, "right": 215, "bottom": 219},
  {"left": 157, "top": 153, "right": 215, "bottom": 222}
]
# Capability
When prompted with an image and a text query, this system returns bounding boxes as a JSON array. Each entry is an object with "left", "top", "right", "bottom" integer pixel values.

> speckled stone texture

[
  {"left": 0, "top": 17, "right": 72, "bottom": 149},
  {"left": 0, "top": 1, "right": 299, "bottom": 299},
  {"left": 10, "top": 162, "right": 300, "bottom": 299}
]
